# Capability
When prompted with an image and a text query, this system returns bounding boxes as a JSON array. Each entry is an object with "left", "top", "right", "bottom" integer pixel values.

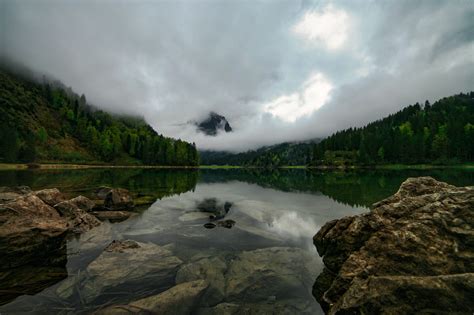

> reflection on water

[{"left": 0, "top": 168, "right": 472, "bottom": 313}]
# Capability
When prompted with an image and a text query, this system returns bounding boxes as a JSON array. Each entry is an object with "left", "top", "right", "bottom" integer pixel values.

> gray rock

[
  {"left": 176, "top": 247, "right": 318, "bottom": 307},
  {"left": 57, "top": 240, "right": 183, "bottom": 303},
  {"left": 176, "top": 256, "right": 227, "bottom": 306},
  {"left": 96, "top": 280, "right": 208, "bottom": 314},
  {"left": 226, "top": 247, "right": 318, "bottom": 302},
  {"left": 313, "top": 177, "right": 474, "bottom": 314},
  {"left": 198, "top": 299, "right": 314, "bottom": 315}
]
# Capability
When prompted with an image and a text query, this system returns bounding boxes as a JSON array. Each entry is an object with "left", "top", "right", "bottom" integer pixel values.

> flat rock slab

[
  {"left": 97, "top": 280, "right": 208, "bottom": 314},
  {"left": 56, "top": 240, "right": 183, "bottom": 303}
]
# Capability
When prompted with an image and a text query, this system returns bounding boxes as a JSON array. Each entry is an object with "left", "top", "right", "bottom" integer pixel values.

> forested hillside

[
  {"left": 0, "top": 66, "right": 199, "bottom": 165},
  {"left": 312, "top": 92, "right": 474, "bottom": 166},
  {"left": 200, "top": 140, "right": 318, "bottom": 167},
  {"left": 202, "top": 92, "right": 473, "bottom": 168}
]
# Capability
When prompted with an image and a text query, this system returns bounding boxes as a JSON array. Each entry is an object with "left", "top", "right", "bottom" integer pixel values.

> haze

[{"left": 1, "top": 0, "right": 473, "bottom": 152}]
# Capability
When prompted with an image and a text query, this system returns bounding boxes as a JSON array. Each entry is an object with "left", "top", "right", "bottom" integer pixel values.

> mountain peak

[{"left": 196, "top": 112, "right": 232, "bottom": 136}]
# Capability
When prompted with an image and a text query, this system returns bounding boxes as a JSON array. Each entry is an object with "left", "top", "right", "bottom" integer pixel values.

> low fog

[{"left": 1, "top": 0, "right": 473, "bottom": 152}]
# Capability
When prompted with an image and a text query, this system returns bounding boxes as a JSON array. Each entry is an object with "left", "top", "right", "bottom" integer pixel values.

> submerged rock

[
  {"left": 91, "top": 210, "right": 137, "bottom": 222},
  {"left": 312, "top": 177, "right": 474, "bottom": 314},
  {"left": 204, "top": 222, "right": 216, "bottom": 229},
  {"left": 176, "top": 247, "right": 318, "bottom": 308},
  {"left": 97, "top": 280, "right": 208, "bottom": 314},
  {"left": 57, "top": 240, "right": 183, "bottom": 303},
  {"left": 216, "top": 219, "right": 236, "bottom": 229}
]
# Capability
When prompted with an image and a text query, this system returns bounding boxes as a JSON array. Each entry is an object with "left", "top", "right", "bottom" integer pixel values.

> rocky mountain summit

[
  {"left": 313, "top": 177, "right": 474, "bottom": 314},
  {"left": 196, "top": 112, "right": 232, "bottom": 136}
]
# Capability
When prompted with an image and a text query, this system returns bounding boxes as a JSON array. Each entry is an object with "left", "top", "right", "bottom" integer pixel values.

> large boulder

[
  {"left": 96, "top": 280, "right": 208, "bottom": 314},
  {"left": 56, "top": 240, "right": 183, "bottom": 303},
  {"left": 0, "top": 194, "right": 68, "bottom": 269},
  {"left": 312, "top": 177, "right": 474, "bottom": 314}
]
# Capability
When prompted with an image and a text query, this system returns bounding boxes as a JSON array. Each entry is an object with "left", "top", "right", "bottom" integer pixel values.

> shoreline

[{"left": 0, "top": 163, "right": 472, "bottom": 171}]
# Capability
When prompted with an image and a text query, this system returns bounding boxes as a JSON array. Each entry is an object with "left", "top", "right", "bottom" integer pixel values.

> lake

[{"left": 1, "top": 168, "right": 473, "bottom": 314}]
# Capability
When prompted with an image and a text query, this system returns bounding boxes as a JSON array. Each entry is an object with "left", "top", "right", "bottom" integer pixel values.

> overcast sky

[{"left": 1, "top": 0, "right": 473, "bottom": 152}]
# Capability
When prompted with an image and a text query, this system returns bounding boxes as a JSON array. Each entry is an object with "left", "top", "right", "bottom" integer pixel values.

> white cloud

[
  {"left": 263, "top": 72, "right": 333, "bottom": 122},
  {"left": 292, "top": 5, "right": 350, "bottom": 51}
]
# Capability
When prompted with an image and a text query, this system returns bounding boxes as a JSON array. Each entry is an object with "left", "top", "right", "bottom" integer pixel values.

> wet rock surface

[
  {"left": 0, "top": 186, "right": 139, "bottom": 305},
  {"left": 313, "top": 177, "right": 474, "bottom": 314},
  {"left": 0, "top": 193, "right": 69, "bottom": 269},
  {"left": 104, "top": 188, "right": 134, "bottom": 210},
  {"left": 176, "top": 247, "right": 318, "bottom": 311},
  {"left": 54, "top": 196, "right": 101, "bottom": 233},
  {"left": 56, "top": 239, "right": 183, "bottom": 303},
  {"left": 97, "top": 280, "right": 208, "bottom": 314},
  {"left": 91, "top": 210, "right": 137, "bottom": 222}
]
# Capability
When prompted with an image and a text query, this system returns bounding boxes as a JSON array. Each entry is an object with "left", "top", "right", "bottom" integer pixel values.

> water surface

[{"left": 1, "top": 168, "right": 472, "bottom": 314}]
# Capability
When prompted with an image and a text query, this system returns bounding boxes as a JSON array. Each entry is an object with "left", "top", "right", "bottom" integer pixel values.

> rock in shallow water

[
  {"left": 176, "top": 247, "right": 318, "bottom": 308},
  {"left": 96, "top": 280, "right": 208, "bottom": 314},
  {"left": 312, "top": 176, "right": 474, "bottom": 314},
  {"left": 56, "top": 240, "right": 183, "bottom": 303}
]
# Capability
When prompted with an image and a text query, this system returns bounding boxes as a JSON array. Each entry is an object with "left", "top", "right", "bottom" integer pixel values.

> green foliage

[
  {"left": 0, "top": 68, "right": 199, "bottom": 165},
  {"left": 37, "top": 127, "right": 48, "bottom": 143},
  {"left": 311, "top": 93, "right": 474, "bottom": 165},
  {"left": 200, "top": 141, "right": 317, "bottom": 168}
]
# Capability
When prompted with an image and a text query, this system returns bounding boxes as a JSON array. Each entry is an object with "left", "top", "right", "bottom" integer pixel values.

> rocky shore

[
  {"left": 313, "top": 177, "right": 474, "bottom": 314},
  {"left": 0, "top": 185, "right": 142, "bottom": 304}
]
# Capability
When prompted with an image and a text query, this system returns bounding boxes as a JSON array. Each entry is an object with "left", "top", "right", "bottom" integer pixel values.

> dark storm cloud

[{"left": 1, "top": 0, "right": 473, "bottom": 151}]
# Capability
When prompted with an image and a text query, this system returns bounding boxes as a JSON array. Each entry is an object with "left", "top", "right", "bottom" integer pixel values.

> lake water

[{"left": 1, "top": 168, "right": 473, "bottom": 314}]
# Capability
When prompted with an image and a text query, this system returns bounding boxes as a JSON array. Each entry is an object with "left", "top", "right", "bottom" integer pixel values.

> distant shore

[{"left": 0, "top": 163, "right": 472, "bottom": 171}]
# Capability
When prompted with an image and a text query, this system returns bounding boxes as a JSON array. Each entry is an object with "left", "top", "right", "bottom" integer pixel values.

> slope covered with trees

[
  {"left": 0, "top": 66, "right": 199, "bottom": 165},
  {"left": 311, "top": 92, "right": 474, "bottom": 166},
  {"left": 202, "top": 92, "right": 473, "bottom": 168},
  {"left": 200, "top": 140, "right": 318, "bottom": 167}
]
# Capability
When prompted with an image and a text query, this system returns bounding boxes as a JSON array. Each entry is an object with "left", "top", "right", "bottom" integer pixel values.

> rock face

[
  {"left": 196, "top": 112, "right": 232, "bottom": 136},
  {"left": 312, "top": 177, "right": 474, "bottom": 314}
]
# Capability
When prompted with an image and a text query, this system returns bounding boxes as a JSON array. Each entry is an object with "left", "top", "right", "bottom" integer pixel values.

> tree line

[
  {"left": 0, "top": 67, "right": 199, "bottom": 165},
  {"left": 311, "top": 92, "right": 474, "bottom": 166}
]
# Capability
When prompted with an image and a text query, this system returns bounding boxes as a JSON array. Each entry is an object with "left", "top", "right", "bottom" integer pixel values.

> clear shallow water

[{"left": 1, "top": 168, "right": 473, "bottom": 314}]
